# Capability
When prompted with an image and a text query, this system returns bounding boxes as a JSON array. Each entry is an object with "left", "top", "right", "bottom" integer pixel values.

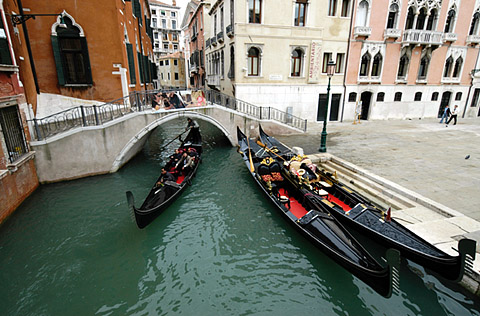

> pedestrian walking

[
  {"left": 446, "top": 105, "right": 459, "bottom": 126},
  {"left": 439, "top": 105, "right": 450, "bottom": 123}
]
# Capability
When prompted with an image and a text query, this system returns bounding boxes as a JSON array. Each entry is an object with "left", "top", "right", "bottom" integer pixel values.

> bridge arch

[{"left": 110, "top": 111, "right": 234, "bottom": 172}]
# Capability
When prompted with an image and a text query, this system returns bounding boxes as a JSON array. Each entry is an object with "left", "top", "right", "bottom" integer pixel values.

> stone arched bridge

[{"left": 30, "top": 105, "right": 304, "bottom": 183}]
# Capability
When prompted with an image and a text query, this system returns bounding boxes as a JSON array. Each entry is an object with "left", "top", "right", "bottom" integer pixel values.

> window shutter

[
  {"left": 144, "top": 55, "right": 150, "bottom": 83},
  {"left": 51, "top": 36, "right": 65, "bottom": 85},
  {"left": 0, "top": 38, "right": 12, "bottom": 65},
  {"left": 133, "top": 0, "right": 143, "bottom": 25},
  {"left": 126, "top": 43, "right": 136, "bottom": 84},
  {"left": 137, "top": 51, "right": 144, "bottom": 83},
  {"left": 80, "top": 37, "right": 93, "bottom": 84}
]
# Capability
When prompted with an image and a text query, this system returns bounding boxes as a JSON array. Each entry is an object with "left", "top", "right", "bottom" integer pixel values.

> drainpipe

[
  {"left": 17, "top": 0, "right": 40, "bottom": 95},
  {"left": 341, "top": 0, "right": 356, "bottom": 122},
  {"left": 463, "top": 50, "right": 480, "bottom": 118}
]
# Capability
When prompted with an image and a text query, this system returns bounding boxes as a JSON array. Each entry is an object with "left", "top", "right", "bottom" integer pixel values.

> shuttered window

[
  {"left": 133, "top": 0, "right": 143, "bottom": 25},
  {"left": 51, "top": 17, "right": 92, "bottom": 85},
  {"left": 0, "top": 16, "right": 12, "bottom": 65},
  {"left": 126, "top": 43, "right": 136, "bottom": 84}
]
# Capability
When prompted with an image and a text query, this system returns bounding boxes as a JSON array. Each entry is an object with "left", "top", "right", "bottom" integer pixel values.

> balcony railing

[
  {"left": 353, "top": 26, "right": 371, "bottom": 38},
  {"left": 402, "top": 29, "right": 443, "bottom": 46},
  {"left": 384, "top": 28, "right": 401, "bottom": 39},
  {"left": 467, "top": 35, "right": 480, "bottom": 45},
  {"left": 211, "top": 35, "right": 217, "bottom": 46},
  {"left": 226, "top": 24, "right": 234, "bottom": 37},
  {"left": 443, "top": 33, "right": 457, "bottom": 42},
  {"left": 217, "top": 31, "right": 224, "bottom": 43}
]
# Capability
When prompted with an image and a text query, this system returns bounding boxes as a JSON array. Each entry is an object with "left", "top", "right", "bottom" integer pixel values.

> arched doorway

[
  {"left": 438, "top": 91, "right": 452, "bottom": 117},
  {"left": 360, "top": 91, "right": 372, "bottom": 120}
]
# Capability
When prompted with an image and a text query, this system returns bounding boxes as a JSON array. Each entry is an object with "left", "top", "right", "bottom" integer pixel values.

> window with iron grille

[{"left": 0, "top": 105, "right": 28, "bottom": 163}]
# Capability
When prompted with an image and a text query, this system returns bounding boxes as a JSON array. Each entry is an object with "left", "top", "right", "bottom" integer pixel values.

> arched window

[
  {"left": 356, "top": 0, "right": 369, "bottom": 27},
  {"left": 455, "top": 92, "right": 462, "bottom": 101},
  {"left": 444, "top": 9, "right": 456, "bottom": 33},
  {"left": 359, "top": 53, "right": 371, "bottom": 76},
  {"left": 416, "top": 8, "right": 427, "bottom": 30},
  {"left": 348, "top": 92, "right": 357, "bottom": 102},
  {"left": 418, "top": 56, "right": 429, "bottom": 79},
  {"left": 371, "top": 53, "right": 382, "bottom": 77},
  {"left": 376, "top": 92, "right": 385, "bottom": 102},
  {"left": 387, "top": 3, "right": 399, "bottom": 29},
  {"left": 291, "top": 48, "right": 304, "bottom": 77},
  {"left": 414, "top": 92, "right": 422, "bottom": 101},
  {"left": 470, "top": 12, "right": 480, "bottom": 35},
  {"left": 397, "top": 54, "right": 409, "bottom": 78},
  {"left": 52, "top": 15, "right": 93, "bottom": 85},
  {"left": 431, "top": 92, "right": 439, "bottom": 101},
  {"left": 405, "top": 7, "right": 415, "bottom": 29},
  {"left": 248, "top": 47, "right": 260, "bottom": 76},
  {"left": 394, "top": 92, "right": 402, "bottom": 101},
  {"left": 443, "top": 56, "right": 454, "bottom": 78},
  {"left": 453, "top": 57, "right": 463, "bottom": 78},
  {"left": 426, "top": 9, "right": 437, "bottom": 31}
]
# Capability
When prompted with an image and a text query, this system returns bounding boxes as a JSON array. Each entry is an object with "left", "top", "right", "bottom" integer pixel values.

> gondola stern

[
  {"left": 454, "top": 238, "right": 477, "bottom": 282},
  {"left": 385, "top": 248, "right": 401, "bottom": 298}
]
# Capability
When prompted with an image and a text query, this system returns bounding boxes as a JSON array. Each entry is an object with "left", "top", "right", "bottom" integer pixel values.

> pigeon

[{"left": 465, "top": 155, "right": 470, "bottom": 160}]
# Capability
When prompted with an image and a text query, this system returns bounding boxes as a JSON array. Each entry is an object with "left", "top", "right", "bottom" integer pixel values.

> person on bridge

[{"left": 168, "top": 92, "right": 185, "bottom": 109}]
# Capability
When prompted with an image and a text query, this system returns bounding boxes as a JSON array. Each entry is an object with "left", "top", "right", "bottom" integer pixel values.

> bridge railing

[
  {"left": 203, "top": 90, "right": 307, "bottom": 131},
  {"left": 29, "top": 89, "right": 307, "bottom": 141}
]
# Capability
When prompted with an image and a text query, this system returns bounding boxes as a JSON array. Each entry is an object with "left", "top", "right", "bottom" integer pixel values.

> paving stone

[
  {"left": 446, "top": 217, "right": 480, "bottom": 233},
  {"left": 406, "top": 220, "right": 466, "bottom": 244}
]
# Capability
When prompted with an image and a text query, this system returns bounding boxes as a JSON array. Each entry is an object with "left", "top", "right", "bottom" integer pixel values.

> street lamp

[{"left": 319, "top": 59, "right": 336, "bottom": 152}]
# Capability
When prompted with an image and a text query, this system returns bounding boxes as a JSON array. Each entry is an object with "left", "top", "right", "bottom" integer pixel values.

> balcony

[
  {"left": 357, "top": 76, "right": 381, "bottom": 84},
  {"left": 402, "top": 29, "right": 443, "bottom": 46},
  {"left": 384, "top": 28, "right": 401, "bottom": 40},
  {"left": 226, "top": 24, "right": 234, "bottom": 37},
  {"left": 217, "top": 31, "right": 224, "bottom": 43},
  {"left": 211, "top": 35, "right": 217, "bottom": 46},
  {"left": 207, "top": 74, "right": 220, "bottom": 86},
  {"left": 443, "top": 33, "right": 457, "bottom": 42},
  {"left": 466, "top": 35, "right": 480, "bottom": 45},
  {"left": 353, "top": 26, "right": 371, "bottom": 38}
]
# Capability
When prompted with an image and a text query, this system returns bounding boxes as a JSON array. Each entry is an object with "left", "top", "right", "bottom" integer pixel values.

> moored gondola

[
  {"left": 258, "top": 125, "right": 476, "bottom": 282},
  {"left": 237, "top": 127, "right": 400, "bottom": 298},
  {"left": 126, "top": 127, "right": 202, "bottom": 229}
]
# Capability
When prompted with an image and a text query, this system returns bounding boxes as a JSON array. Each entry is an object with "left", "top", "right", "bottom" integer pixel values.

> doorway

[
  {"left": 438, "top": 91, "right": 451, "bottom": 118},
  {"left": 316, "top": 94, "right": 341, "bottom": 121},
  {"left": 360, "top": 91, "right": 372, "bottom": 120}
]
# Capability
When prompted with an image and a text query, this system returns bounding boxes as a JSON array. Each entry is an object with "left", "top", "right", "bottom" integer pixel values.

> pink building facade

[{"left": 344, "top": 0, "right": 480, "bottom": 121}]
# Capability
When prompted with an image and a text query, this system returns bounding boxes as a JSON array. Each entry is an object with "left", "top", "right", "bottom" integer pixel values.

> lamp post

[{"left": 319, "top": 59, "right": 336, "bottom": 152}]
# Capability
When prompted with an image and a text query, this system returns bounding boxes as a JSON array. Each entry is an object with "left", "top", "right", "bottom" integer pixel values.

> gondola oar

[
  {"left": 160, "top": 129, "right": 189, "bottom": 150},
  {"left": 247, "top": 135, "right": 255, "bottom": 172},
  {"left": 256, "top": 140, "right": 287, "bottom": 161}
]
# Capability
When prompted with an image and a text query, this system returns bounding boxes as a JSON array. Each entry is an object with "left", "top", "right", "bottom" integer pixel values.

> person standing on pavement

[
  {"left": 446, "top": 105, "right": 459, "bottom": 126},
  {"left": 439, "top": 105, "right": 450, "bottom": 123}
]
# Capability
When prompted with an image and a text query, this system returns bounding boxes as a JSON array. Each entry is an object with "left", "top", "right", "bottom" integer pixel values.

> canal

[{"left": 0, "top": 121, "right": 478, "bottom": 315}]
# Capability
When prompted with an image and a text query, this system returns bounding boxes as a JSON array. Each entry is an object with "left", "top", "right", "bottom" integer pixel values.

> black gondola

[
  {"left": 126, "top": 127, "right": 202, "bottom": 229},
  {"left": 237, "top": 127, "right": 400, "bottom": 298},
  {"left": 258, "top": 125, "right": 476, "bottom": 282}
]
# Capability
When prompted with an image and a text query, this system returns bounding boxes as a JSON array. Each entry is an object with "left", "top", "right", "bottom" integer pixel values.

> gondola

[
  {"left": 258, "top": 125, "right": 476, "bottom": 282},
  {"left": 237, "top": 127, "right": 400, "bottom": 298},
  {"left": 126, "top": 127, "right": 202, "bottom": 229}
]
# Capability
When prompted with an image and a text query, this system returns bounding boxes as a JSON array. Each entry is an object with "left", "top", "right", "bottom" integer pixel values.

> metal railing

[
  {"left": 29, "top": 89, "right": 307, "bottom": 141},
  {"left": 203, "top": 90, "right": 307, "bottom": 132}
]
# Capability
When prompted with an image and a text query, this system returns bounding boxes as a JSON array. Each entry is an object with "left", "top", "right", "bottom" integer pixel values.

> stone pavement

[{"left": 276, "top": 117, "right": 480, "bottom": 221}]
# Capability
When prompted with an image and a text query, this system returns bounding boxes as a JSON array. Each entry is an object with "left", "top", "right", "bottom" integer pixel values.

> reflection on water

[{"left": 0, "top": 120, "right": 479, "bottom": 315}]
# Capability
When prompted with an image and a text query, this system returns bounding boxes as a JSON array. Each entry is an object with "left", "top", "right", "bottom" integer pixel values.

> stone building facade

[
  {"left": 344, "top": 0, "right": 480, "bottom": 121},
  {"left": 0, "top": 1, "right": 38, "bottom": 224},
  {"left": 158, "top": 51, "right": 186, "bottom": 89}
]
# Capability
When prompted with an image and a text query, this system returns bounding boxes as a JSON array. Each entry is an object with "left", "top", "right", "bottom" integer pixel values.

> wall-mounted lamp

[{"left": 11, "top": 13, "right": 66, "bottom": 27}]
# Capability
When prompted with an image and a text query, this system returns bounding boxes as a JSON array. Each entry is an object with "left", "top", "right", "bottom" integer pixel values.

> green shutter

[
  {"left": 80, "top": 37, "right": 93, "bottom": 84},
  {"left": 137, "top": 51, "right": 144, "bottom": 83},
  {"left": 51, "top": 36, "right": 65, "bottom": 85},
  {"left": 144, "top": 55, "right": 150, "bottom": 83},
  {"left": 126, "top": 43, "right": 136, "bottom": 84},
  {"left": 133, "top": 0, "right": 142, "bottom": 25}
]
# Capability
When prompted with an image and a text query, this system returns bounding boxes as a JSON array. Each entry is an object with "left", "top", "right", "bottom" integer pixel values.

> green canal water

[{"left": 0, "top": 121, "right": 479, "bottom": 315}]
